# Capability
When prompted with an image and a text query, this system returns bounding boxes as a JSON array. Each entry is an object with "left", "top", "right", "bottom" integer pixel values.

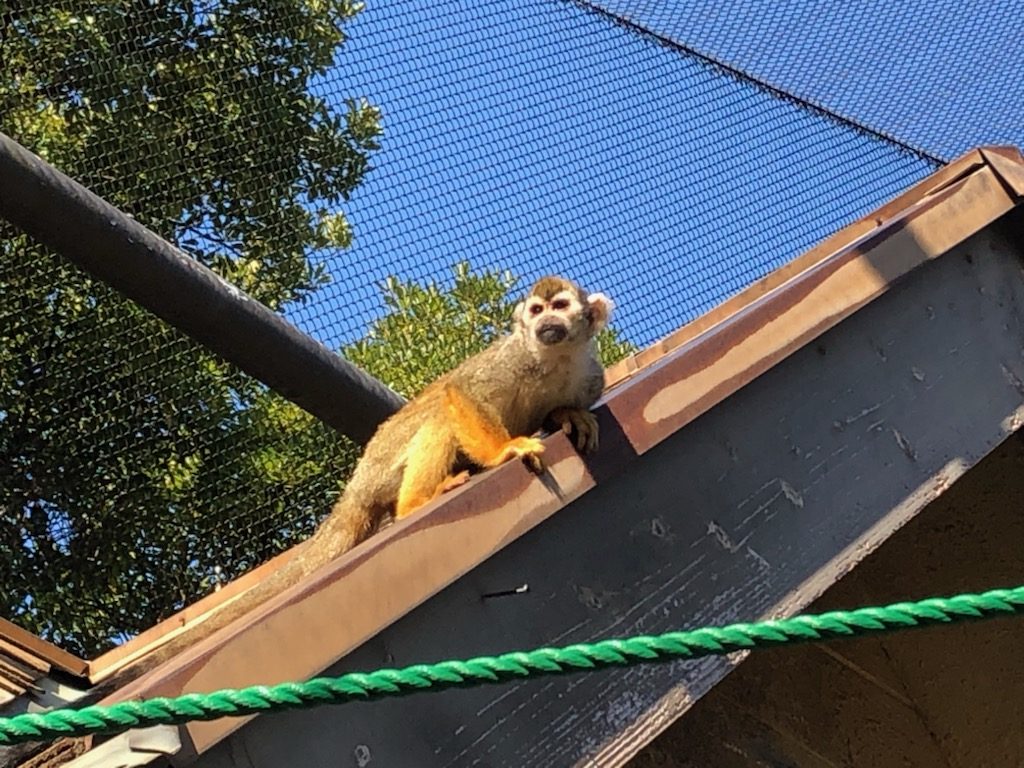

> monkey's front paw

[
  {"left": 437, "top": 470, "right": 472, "bottom": 495},
  {"left": 550, "top": 407, "right": 600, "bottom": 453},
  {"left": 501, "top": 436, "right": 546, "bottom": 473}
]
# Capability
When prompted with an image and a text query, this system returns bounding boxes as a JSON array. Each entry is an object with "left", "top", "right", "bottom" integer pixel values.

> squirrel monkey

[
  {"left": 99, "top": 275, "right": 611, "bottom": 689},
  {"left": 308, "top": 274, "right": 613, "bottom": 556}
]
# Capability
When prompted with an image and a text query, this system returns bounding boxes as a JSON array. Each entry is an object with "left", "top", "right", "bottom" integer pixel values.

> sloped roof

[{"left": 5, "top": 145, "right": 1024, "bottom": 765}]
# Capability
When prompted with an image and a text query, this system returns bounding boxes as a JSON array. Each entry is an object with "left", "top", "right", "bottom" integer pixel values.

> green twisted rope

[{"left": 3, "top": 585, "right": 1022, "bottom": 747}]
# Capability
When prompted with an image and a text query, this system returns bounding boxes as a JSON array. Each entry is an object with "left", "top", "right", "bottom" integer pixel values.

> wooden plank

[
  {"left": 0, "top": 619, "right": 85, "bottom": 678},
  {"left": 0, "top": 657, "right": 38, "bottom": 691},
  {"left": 103, "top": 158, "right": 1021, "bottom": 757},
  {"left": 0, "top": 639, "right": 48, "bottom": 675},
  {"left": 190, "top": 228, "right": 1024, "bottom": 767}
]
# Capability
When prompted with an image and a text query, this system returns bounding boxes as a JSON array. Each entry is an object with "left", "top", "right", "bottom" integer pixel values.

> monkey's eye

[
  {"left": 529, "top": 304, "right": 544, "bottom": 316},
  {"left": 551, "top": 299, "right": 569, "bottom": 311}
]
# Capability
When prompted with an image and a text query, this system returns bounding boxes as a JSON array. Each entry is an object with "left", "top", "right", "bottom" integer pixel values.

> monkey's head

[{"left": 514, "top": 276, "right": 614, "bottom": 351}]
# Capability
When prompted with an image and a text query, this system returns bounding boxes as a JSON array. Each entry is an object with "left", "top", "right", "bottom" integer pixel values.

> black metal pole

[{"left": 0, "top": 131, "right": 404, "bottom": 444}]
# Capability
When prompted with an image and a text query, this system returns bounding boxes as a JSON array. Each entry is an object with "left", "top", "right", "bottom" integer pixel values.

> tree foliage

[
  {"left": 1, "top": 0, "right": 377, "bottom": 656},
  {"left": 3, "top": 0, "right": 378, "bottom": 301}
]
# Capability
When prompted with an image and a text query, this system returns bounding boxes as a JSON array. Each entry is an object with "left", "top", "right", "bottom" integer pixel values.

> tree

[{"left": 1, "top": 0, "right": 378, "bottom": 656}]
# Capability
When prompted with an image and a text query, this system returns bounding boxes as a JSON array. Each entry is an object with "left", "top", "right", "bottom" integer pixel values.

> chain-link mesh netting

[
  {"left": 2, "top": 0, "right": 1017, "bottom": 656},
  {"left": 587, "top": 0, "right": 1024, "bottom": 163},
  {"left": 1, "top": 235, "right": 360, "bottom": 654},
  {"left": 293, "top": 0, "right": 939, "bottom": 350}
]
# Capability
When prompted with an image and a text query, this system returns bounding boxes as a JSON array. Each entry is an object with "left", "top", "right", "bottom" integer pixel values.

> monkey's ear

[
  {"left": 586, "top": 292, "right": 613, "bottom": 334},
  {"left": 513, "top": 301, "right": 525, "bottom": 324}
]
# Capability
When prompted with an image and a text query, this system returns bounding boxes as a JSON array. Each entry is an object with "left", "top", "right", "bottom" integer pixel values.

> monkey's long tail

[
  {"left": 93, "top": 492, "right": 379, "bottom": 698},
  {"left": 298, "top": 490, "right": 380, "bottom": 577}
]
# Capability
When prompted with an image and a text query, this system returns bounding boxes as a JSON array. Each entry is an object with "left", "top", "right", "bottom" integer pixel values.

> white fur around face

[
  {"left": 586, "top": 292, "right": 613, "bottom": 334},
  {"left": 513, "top": 282, "right": 614, "bottom": 345}
]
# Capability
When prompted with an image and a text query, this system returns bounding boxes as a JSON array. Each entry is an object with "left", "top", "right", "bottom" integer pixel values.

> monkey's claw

[
  {"left": 551, "top": 407, "right": 600, "bottom": 453},
  {"left": 522, "top": 451, "right": 545, "bottom": 474}
]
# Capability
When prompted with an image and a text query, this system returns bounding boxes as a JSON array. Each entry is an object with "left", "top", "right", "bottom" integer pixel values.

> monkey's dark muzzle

[{"left": 536, "top": 322, "right": 569, "bottom": 345}]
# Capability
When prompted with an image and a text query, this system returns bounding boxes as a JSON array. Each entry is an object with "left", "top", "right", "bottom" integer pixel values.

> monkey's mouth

[{"left": 536, "top": 323, "right": 569, "bottom": 345}]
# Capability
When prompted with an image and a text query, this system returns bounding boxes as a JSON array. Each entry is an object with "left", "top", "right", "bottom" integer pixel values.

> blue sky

[{"left": 283, "top": 0, "right": 1021, "bottom": 354}]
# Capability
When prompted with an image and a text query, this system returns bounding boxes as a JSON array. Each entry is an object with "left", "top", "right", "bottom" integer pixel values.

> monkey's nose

[{"left": 537, "top": 323, "right": 568, "bottom": 345}]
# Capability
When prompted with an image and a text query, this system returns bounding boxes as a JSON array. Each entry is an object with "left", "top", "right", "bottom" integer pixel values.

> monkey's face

[
  {"left": 522, "top": 289, "right": 583, "bottom": 346},
  {"left": 515, "top": 277, "right": 613, "bottom": 351}
]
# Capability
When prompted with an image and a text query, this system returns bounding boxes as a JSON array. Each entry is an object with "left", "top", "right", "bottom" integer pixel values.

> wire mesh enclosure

[{"left": 2, "top": 0, "right": 1020, "bottom": 656}]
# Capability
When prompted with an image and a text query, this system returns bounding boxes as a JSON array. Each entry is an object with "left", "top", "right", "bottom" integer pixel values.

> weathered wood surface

[
  {"left": 634, "top": 431, "right": 1024, "bottom": 767},
  {"left": 191, "top": 228, "right": 1024, "bottom": 767},
  {"left": 0, "top": 619, "right": 86, "bottom": 679}
]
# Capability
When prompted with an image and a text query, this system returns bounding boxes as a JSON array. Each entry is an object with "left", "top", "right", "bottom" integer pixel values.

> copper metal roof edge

[
  {"left": 602, "top": 146, "right": 1010, "bottom": 389},
  {"left": 88, "top": 546, "right": 301, "bottom": 681},
  {"left": 87, "top": 147, "right": 1024, "bottom": 759},
  {"left": 979, "top": 145, "right": 1024, "bottom": 197}
]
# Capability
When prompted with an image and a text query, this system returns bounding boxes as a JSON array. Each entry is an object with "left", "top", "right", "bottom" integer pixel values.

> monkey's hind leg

[
  {"left": 547, "top": 406, "right": 600, "bottom": 452},
  {"left": 443, "top": 384, "right": 545, "bottom": 472},
  {"left": 395, "top": 425, "right": 458, "bottom": 520}
]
